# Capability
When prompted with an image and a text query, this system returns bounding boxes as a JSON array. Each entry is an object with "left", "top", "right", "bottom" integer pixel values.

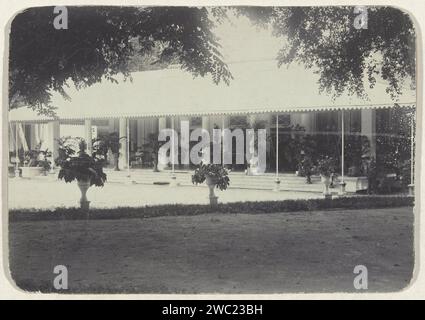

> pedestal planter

[
  {"left": 57, "top": 139, "right": 107, "bottom": 211},
  {"left": 20, "top": 166, "right": 47, "bottom": 178},
  {"left": 316, "top": 156, "right": 337, "bottom": 198},
  {"left": 321, "top": 175, "right": 332, "bottom": 197},
  {"left": 192, "top": 164, "right": 229, "bottom": 206},
  {"left": 339, "top": 181, "right": 346, "bottom": 195},
  {"left": 273, "top": 178, "right": 281, "bottom": 192},
  {"left": 77, "top": 179, "right": 91, "bottom": 210},
  {"left": 205, "top": 175, "right": 218, "bottom": 205}
]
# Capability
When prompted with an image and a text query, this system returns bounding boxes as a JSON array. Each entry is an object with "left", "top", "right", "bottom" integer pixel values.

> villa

[{"left": 8, "top": 60, "right": 416, "bottom": 193}]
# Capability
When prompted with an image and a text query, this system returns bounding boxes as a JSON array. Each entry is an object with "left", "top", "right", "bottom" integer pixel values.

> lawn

[{"left": 8, "top": 207, "right": 414, "bottom": 293}]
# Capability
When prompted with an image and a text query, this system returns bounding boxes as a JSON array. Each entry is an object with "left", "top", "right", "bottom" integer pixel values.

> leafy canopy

[
  {"left": 9, "top": 6, "right": 232, "bottom": 115},
  {"left": 238, "top": 6, "right": 416, "bottom": 99},
  {"left": 9, "top": 6, "right": 415, "bottom": 115}
]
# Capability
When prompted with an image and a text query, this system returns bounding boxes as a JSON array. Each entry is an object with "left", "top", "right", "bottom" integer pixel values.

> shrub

[{"left": 9, "top": 195, "right": 413, "bottom": 222}]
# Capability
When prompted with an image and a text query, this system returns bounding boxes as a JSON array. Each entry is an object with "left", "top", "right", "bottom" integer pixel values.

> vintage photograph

[{"left": 7, "top": 5, "right": 416, "bottom": 293}]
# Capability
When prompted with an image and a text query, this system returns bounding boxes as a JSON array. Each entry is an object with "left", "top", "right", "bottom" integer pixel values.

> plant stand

[
  {"left": 321, "top": 175, "right": 332, "bottom": 197},
  {"left": 205, "top": 176, "right": 218, "bottom": 205},
  {"left": 273, "top": 178, "right": 280, "bottom": 192},
  {"left": 209, "top": 195, "right": 218, "bottom": 206},
  {"left": 77, "top": 180, "right": 91, "bottom": 210},
  {"left": 339, "top": 182, "right": 346, "bottom": 195}
]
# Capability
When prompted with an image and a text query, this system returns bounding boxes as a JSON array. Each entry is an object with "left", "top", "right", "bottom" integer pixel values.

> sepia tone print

[{"left": 7, "top": 6, "right": 416, "bottom": 293}]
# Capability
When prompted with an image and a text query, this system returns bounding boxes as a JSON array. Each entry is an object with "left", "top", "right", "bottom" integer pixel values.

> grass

[{"left": 9, "top": 206, "right": 414, "bottom": 293}]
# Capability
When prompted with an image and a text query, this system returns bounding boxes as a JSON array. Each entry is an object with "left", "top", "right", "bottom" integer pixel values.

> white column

[
  {"left": 129, "top": 119, "right": 137, "bottom": 150},
  {"left": 46, "top": 120, "right": 60, "bottom": 169},
  {"left": 361, "top": 109, "right": 376, "bottom": 158},
  {"left": 158, "top": 117, "right": 167, "bottom": 132},
  {"left": 202, "top": 116, "right": 210, "bottom": 132},
  {"left": 274, "top": 114, "right": 280, "bottom": 191},
  {"left": 119, "top": 118, "right": 128, "bottom": 170},
  {"left": 84, "top": 119, "right": 92, "bottom": 154},
  {"left": 340, "top": 110, "right": 346, "bottom": 194},
  {"left": 408, "top": 113, "right": 415, "bottom": 195},
  {"left": 17, "top": 123, "right": 29, "bottom": 151},
  {"left": 9, "top": 123, "right": 16, "bottom": 154}
]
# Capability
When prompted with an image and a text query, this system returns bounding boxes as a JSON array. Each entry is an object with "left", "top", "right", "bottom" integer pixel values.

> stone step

[
  {"left": 104, "top": 170, "right": 319, "bottom": 182},
  {"left": 105, "top": 172, "right": 319, "bottom": 183},
  {"left": 102, "top": 169, "right": 359, "bottom": 193},
  {"left": 104, "top": 176, "right": 326, "bottom": 193}
]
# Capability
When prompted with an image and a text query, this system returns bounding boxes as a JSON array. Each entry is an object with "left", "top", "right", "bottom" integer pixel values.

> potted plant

[
  {"left": 315, "top": 156, "right": 337, "bottom": 197},
  {"left": 20, "top": 144, "right": 52, "bottom": 177},
  {"left": 56, "top": 137, "right": 107, "bottom": 210},
  {"left": 93, "top": 132, "right": 122, "bottom": 171},
  {"left": 192, "top": 163, "right": 230, "bottom": 205}
]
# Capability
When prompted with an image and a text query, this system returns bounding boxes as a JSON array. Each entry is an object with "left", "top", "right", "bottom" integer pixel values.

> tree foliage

[
  {"left": 238, "top": 6, "right": 416, "bottom": 99},
  {"left": 9, "top": 6, "right": 232, "bottom": 115},
  {"left": 9, "top": 6, "right": 416, "bottom": 115}
]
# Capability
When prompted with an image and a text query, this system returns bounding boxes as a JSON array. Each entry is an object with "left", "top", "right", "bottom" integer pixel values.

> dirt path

[{"left": 8, "top": 207, "right": 413, "bottom": 293}]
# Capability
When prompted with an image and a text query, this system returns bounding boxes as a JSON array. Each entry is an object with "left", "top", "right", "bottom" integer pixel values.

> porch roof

[{"left": 9, "top": 60, "right": 416, "bottom": 122}]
